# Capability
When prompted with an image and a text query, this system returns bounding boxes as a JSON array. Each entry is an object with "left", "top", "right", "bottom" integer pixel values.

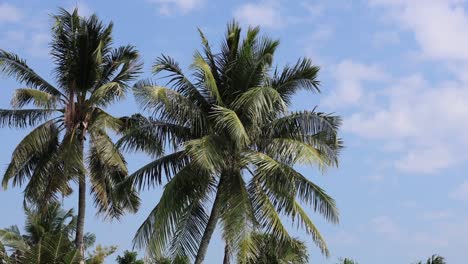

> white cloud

[
  {"left": 0, "top": 3, "right": 23, "bottom": 23},
  {"left": 340, "top": 68, "right": 468, "bottom": 173},
  {"left": 234, "top": 1, "right": 284, "bottom": 29},
  {"left": 369, "top": 0, "right": 468, "bottom": 61},
  {"left": 450, "top": 181, "right": 468, "bottom": 202},
  {"left": 148, "top": 0, "right": 203, "bottom": 15},
  {"left": 323, "top": 60, "right": 387, "bottom": 107}
]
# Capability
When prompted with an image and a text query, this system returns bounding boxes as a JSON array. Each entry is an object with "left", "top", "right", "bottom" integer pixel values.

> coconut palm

[
  {"left": 416, "top": 255, "right": 446, "bottom": 264},
  {"left": 0, "top": 8, "right": 141, "bottom": 262},
  {"left": 243, "top": 232, "right": 308, "bottom": 264},
  {"left": 116, "top": 250, "right": 144, "bottom": 264},
  {"left": 121, "top": 21, "right": 342, "bottom": 263},
  {"left": 338, "top": 258, "right": 359, "bottom": 264},
  {"left": 0, "top": 203, "right": 94, "bottom": 264}
]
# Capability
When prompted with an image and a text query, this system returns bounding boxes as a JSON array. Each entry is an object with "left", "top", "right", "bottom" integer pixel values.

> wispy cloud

[
  {"left": 233, "top": 1, "right": 284, "bottom": 29},
  {"left": 147, "top": 0, "right": 203, "bottom": 15},
  {"left": 0, "top": 3, "right": 23, "bottom": 23}
]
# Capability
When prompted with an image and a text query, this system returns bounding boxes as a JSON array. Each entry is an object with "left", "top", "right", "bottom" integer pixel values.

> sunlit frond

[
  {"left": 210, "top": 105, "right": 250, "bottom": 147},
  {"left": 11, "top": 88, "right": 62, "bottom": 109}
]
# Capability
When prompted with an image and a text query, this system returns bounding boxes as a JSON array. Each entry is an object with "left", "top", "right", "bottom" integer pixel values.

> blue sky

[{"left": 1, "top": 0, "right": 468, "bottom": 263}]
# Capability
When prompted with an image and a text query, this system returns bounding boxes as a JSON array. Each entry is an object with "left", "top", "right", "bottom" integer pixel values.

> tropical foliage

[
  {"left": 244, "top": 232, "right": 308, "bottom": 264},
  {"left": 120, "top": 22, "right": 342, "bottom": 263},
  {"left": 0, "top": 203, "right": 93, "bottom": 264},
  {"left": 415, "top": 255, "right": 446, "bottom": 264},
  {"left": 116, "top": 250, "right": 144, "bottom": 264},
  {"left": 0, "top": 7, "right": 141, "bottom": 261},
  {"left": 338, "top": 258, "right": 360, "bottom": 264}
]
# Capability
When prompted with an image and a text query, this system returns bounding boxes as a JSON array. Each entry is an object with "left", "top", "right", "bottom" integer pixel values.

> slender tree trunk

[
  {"left": 75, "top": 174, "right": 86, "bottom": 264},
  {"left": 194, "top": 184, "right": 223, "bottom": 264},
  {"left": 223, "top": 244, "right": 231, "bottom": 264},
  {"left": 36, "top": 237, "right": 42, "bottom": 264}
]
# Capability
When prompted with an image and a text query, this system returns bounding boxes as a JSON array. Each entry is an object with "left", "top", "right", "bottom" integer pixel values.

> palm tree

[
  {"left": 116, "top": 250, "right": 144, "bottom": 264},
  {"left": 0, "top": 203, "right": 93, "bottom": 264},
  {"left": 338, "top": 258, "right": 359, "bottom": 264},
  {"left": 416, "top": 255, "right": 446, "bottom": 264},
  {"left": 0, "top": 8, "right": 141, "bottom": 262},
  {"left": 121, "top": 21, "right": 342, "bottom": 263},
  {"left": 243, "top": 232, "right": 309, "bottom": 264}
]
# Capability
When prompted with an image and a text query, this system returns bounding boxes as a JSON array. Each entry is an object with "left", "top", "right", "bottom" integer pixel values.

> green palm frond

[
  {"left": 153, "top": 55, "right": 208, "bottom": 108},
  {"left": 0, "top": 226, "right": 29, "bottom": 252},
  {"left": 11, "top": 89, "right": 62, "bottom": 109},
  {"left": 210, "top": 105, "right": 250, "bottom": 147},
  {"left": 133, "top": 165, "right": 213, "bottom": 259},
  {"left": 231, "top": 87, "right": 286, "bottom": 123},
  {"left": 129, "top": 151, "right": 189, "bottom": 190},
  {"left": 133, "top": 80, "right": 207, "bottom": 129},
  {"left": 218, "top": 171, "right": 257, "bottom": 261},
  {"left": 88, "top": 130, "right": 140, "bottom": 218},
  {"left": 184, "top": 136, "right": 225, "bottom": 173},
  {"left": 266, "top": 111, "right": 341, "bottom": 139},
  {"left": 0, "top": 50, "right": 63, "bottom": 97},
  {"left": 191, "top": 52, "right": 223, "bottom": 105},
  {"left": 0, "top": 109, "right": 59, "bottom": 128},
  {"left": 272, "top": 58, "right": 320, "bottom": 105},
  {"left": 291, "top": 201, "right": 329, "bottom": 256},
  {"left": 3, "top": 121, "right": 60, "bottom": 189}
]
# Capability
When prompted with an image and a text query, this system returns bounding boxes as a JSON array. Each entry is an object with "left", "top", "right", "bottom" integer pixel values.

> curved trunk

[
  {"left": 223, "top": 244, "right": 231, "bottom": 264},
  {"left": 194, "top": 181, "right": 223, "bottom": 264},
  {"left": 75, "top": 174, "right": 86, "bottom": 264}
]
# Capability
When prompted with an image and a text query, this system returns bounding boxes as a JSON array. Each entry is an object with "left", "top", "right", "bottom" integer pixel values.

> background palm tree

[
  {"left": 121, "top": 21, "right": 342, "bottom": 263},
  {"left": 0, "top": 8, "right": 141, "bottom": 262},
  {"left": 0, "top": 203, "right": 94, "bottom": 264},
  {"left": 338, "top": 258, "right": 359, "bottom": 264},
  {"left": 243, "top": 232, "right": 308, "bottom": 264},
  {"left": 416, "top": 255, "right": 446, "bottom": 264},
  {"left": 116, "top": 250, "right": 144, "bottom": 264}
]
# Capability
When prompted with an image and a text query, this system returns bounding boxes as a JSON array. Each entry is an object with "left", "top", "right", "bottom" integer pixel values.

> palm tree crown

[
  {"left": 0, "top": 8, "right": 141, "bottom": 261},
  {"left": 121, "top": 21, "right": 342, "bottom": 263}
]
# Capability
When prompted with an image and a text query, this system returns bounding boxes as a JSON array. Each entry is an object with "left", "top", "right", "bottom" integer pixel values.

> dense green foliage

[
  {"left": 116, "top": 250, "right": 144, "bottom": 264},
  {"left": 245, "top": 233, "right": 309, "bottom": 264},
  {"left": 0, "top": 203, "right": 90, "bottom": 264},
  {"left": 415, "top": 255, "right": 446, "bottom": 264},
  {"left": 120, "top": 22, "right": 342, "bottom": 263}
]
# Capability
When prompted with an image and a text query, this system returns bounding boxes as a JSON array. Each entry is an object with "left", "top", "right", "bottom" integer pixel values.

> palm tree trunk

[
  {"left": 194, "top": 186, "right": 222, "bottom": 264},
  {"left": 75, "top": 175, "right": 86, "bottom": 264},
  {"left": 223, "top": 244, "right": 231, "bottom": 264}
]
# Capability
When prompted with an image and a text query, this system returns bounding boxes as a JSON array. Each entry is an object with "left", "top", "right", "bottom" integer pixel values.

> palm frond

[
  {"left": 191, "top": 52, "right": 223, "bottom": 105},
  {"left": 11, "top": 89, "right": 62, "bottom": 109},
  {"left": 129, "top": 151, "right": 189, "bottom": 190},
  {"left": 0, "top": 50, "right": 63, "bottom": 97},
  {"left": 272, "top": 58, "right": 320, "bottom": 105},
  {"left": 88, "top": 130, "right": 139, "bottom": 218},
  {"left": 133, "top": 80, "right": 207, "bottom": 130},
  {"left": 210, "top": 105, "right": 250, "bottom": 147},
  {"left": 133, "top": 165, "right": 214, "bottom": 259},
  {"left": 0, "top": 109, "right": 59, "bottom": 128},
  {"left": 2, "top": 121, "right": 60, "bottom": 189},
  {"left": 153, "top": 55, "right": 208, "bottom": 108},
  {"left": 184, "top": 136, "right": 225, "bottom": 173}
]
